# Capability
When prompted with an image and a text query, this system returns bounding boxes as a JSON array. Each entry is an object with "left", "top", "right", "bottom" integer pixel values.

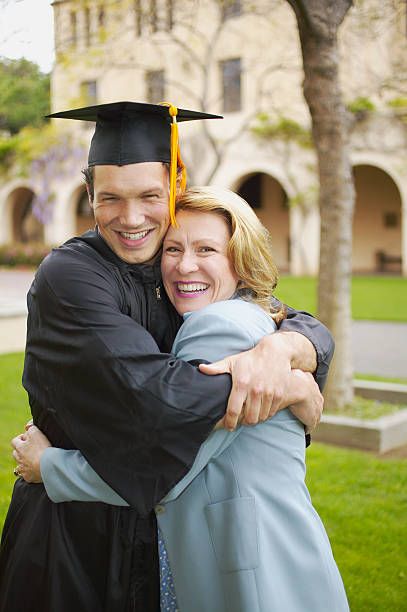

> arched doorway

[
  {"left": 11, "top": 187, "right": 44, "bottom": 243},
  {"left": 353, "top": 165, "right": 402, "bottom": 274},
  {"left": 75, "top": 188, "right": 94, "bottom": 235},
  {"left": 236, "top": 172, "right": 290, "bottom": 271}
]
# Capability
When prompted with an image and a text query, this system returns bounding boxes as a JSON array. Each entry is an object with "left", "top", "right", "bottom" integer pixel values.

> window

[
  {"left": 221, "top": 0, "right": 241, "bottom": 21},
  {"left": 150, "top": 0, "right": 158, "bottom": 33},
  {"left": 220, "top": 58, "right": 241, "bottom": 113},
  {"left": 80, "top": 80, "right": 98, "bottom": 105},
  {"left": 84, "top": 7, "right": 91, "bottom": 47},
  {"left": 70, "top": 11, "right": 77, "bottom": 46},
  {"left": 166, "top": 0, "right": 174, "bottom": 31},
  {"left": 98, "top": 6, "right": 105, "bottom": 29},
  {"left": 134, "top": 0, "right": 142, "bottom": 36},
  {"left": 146, "top": 70, "right": 165, "bottom": 103}
]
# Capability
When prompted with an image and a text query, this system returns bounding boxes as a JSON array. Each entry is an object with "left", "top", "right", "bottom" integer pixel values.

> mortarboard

[{"left": 47, "top": 101, "right": 222, "bottom": 225}]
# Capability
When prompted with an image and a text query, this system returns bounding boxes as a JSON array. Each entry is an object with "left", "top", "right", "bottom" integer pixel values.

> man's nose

[
  {"left": 119, "top": 202, "right": 146, "bottom": 227},
  {"left": 177, "top": 253, "right": 199, "bottom": 274}
]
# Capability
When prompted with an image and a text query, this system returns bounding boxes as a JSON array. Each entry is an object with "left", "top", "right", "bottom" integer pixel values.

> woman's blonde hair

[{"left": 175, "top": 186, "right": 286, "bottom": 322}]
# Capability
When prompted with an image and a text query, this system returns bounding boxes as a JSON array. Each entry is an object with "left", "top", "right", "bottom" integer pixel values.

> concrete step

[
  {"left": 313, "top": 409, "right": 407, "bottom": 454},
  {"left": 354, "top": 379, "right": 407, "bottom": 404}
]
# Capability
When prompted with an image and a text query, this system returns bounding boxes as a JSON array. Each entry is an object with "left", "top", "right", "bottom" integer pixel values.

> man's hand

[
  {"left": 289, "top": 370, "right": 323, "bottom": 431},
  {"left": 12, "top": 425, "right": 51, "bottom": 483},
  {"left": 200, "top": 331, "right": 317, "bottom": 430}
]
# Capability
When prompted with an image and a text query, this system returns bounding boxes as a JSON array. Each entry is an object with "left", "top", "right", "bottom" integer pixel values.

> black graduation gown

[{"left": 0, "top": 231, "right": 334, "bottom": 612}]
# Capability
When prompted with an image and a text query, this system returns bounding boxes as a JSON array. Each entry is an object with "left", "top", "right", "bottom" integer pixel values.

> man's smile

[{"left": 115, "top": 228, "right": 155, "bottom": 247}]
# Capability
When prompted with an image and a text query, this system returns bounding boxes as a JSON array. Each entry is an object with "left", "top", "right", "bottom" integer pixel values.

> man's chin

[{"left": 118, "top": 246, "right": 161, "bottom": 265}]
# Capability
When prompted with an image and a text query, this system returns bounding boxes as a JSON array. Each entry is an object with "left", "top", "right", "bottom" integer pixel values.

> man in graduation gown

[{"left": 0, "top": 102, "right": 334, "bottom": 612}]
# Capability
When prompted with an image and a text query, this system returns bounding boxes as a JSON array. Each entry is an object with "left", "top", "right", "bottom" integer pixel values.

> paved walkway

[
  {"left": 352, "top": 320, "right": 407, "bottom": 378},
  {"left": 0, "top": 269, "right": 406, "bottom": 377}
]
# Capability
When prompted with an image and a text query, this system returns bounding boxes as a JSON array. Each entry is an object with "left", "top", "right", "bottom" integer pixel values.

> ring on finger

[{"left": 13, "top": 466, "right": 22, "bottom": 477}]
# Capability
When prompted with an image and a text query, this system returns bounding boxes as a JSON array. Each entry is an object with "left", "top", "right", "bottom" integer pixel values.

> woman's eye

[
  {"left": 164, "top": 246, "right": 180, "bottom": 253},
  {"left": 199, "top": 246, "right": 215, "bottom": 253}
]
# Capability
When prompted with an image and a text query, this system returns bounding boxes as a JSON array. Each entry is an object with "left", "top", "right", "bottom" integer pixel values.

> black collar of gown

[{"left": 73, "top": 228, "right": 163, "bottom": 284}]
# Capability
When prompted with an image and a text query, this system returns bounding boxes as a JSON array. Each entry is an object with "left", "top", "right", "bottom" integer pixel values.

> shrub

[{"left": 0, "top": 243, "right": 51, "bottom": 268}]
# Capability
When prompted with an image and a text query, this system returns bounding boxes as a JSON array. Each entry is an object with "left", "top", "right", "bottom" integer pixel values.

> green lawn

[
  {"left": 328, "top": 395, "right": 406, "bottom": 419},
  {"left": 276, "top": 275, "right": 407, "bottom": 322},
  {"left": 306, "top": 443, "right": 407, "bottom": 611},
  {"left": 354, "top": 373, "right": 407, "bottom": 385},
  {"left": 0, "top": 352, "right": 406, "bottom": 610},
  {"left": 0, "top": 353, "right": 30, "bottom": 526}
]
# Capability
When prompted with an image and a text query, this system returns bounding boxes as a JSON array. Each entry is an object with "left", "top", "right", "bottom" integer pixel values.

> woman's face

[{"left": 161, "top": 209, "right": 239, "bottom": 315}]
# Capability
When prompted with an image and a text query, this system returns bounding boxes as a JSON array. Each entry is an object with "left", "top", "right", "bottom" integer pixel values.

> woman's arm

[
  {"left": 13, "top": 300, "right": 323, "bottom": 504},
  {"left": 12, "top": 425, "right": 129, "bottom": 505}
]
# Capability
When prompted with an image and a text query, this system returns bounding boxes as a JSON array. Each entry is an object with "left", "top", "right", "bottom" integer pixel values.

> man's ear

[{"left": 86, "top": 185, "right": 94, "bottom": 209}]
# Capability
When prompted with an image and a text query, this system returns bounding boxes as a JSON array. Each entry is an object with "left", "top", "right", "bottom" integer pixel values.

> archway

[
  {"left": 236, "top": 172, "right": 290, "bottom": 271},
  {"left": 353, "top": 165, "right": 402, "bottom": 274},
  {"left": 11, "top": 187, "right": 44, "bottom": 243}
]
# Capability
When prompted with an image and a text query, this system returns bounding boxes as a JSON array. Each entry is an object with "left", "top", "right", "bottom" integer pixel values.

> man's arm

[
  {"left": 279, "top": 304, "right": 335, "bottom": 390},
  {"left": 200, "top": 310, "right": 333, "bottom": 430},
  {"left": 13, "top": 302, "right": 323, "bottom": 505}
]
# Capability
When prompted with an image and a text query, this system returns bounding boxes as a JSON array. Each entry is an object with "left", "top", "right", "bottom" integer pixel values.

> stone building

[{"left": 1, "top": 0, "right": 406, "bottom": 275}]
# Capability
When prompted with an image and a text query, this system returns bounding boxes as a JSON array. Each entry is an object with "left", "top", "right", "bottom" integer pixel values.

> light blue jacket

[{"left": 41, "top": 299, "right": 349, "bottom": 612}]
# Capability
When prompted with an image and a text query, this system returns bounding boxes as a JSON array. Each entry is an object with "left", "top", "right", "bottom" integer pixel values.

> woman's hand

[{"left": 12, "top": 425, "right": 52, "bottom": 483}]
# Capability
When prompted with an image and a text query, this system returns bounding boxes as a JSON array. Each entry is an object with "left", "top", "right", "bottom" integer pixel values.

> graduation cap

[{"left": 47, "top": 101, "right": 222, "bottom": 225}]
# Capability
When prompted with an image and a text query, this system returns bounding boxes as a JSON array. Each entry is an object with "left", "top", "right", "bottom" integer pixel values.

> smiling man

[
  {"left": 87, "top": 162, "right": 171, "bottom": 264},
  {"left": 0, "top": 102, "right": 334, "bottom": 612}
]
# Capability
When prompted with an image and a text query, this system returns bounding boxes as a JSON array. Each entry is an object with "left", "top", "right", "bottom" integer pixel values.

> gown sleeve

[
  {"left": 40, "top": 300, "right": 275, "bottom": 506},
  {"left": 274, "top": 298, "right": 334, "bottom": 391},
  {"left": 23, "top": 248, "right": 231, "bottom": 514}
]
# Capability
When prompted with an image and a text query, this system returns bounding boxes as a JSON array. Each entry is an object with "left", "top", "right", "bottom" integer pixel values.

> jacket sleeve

[
  {"left": 41, "top": 447, "right": 129, "bottom": 506},
  {"left": 275, "top": 301, "right": 335, "bottom": 391},
  {"left": 23, "top": 249, "right": 230, "bottom": 514}
]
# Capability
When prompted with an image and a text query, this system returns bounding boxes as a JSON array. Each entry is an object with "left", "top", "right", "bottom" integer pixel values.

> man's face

[{"left": 90, "top": 162, "right": 170, "bottom": 264}]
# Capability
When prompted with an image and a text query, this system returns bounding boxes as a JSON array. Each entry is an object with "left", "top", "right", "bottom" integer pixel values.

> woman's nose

[{"left": 177, "top": 253, "right": 199, "bottom": 274}]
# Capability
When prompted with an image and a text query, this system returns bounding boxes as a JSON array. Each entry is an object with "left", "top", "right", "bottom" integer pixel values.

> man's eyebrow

[
  {"left": 98, "top": 190, "right": 119, "bottom": 197},
  {"left": 140, "top": 186, "right": 166, "bottom": 196}
]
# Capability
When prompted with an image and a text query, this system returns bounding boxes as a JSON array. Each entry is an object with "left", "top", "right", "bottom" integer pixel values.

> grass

[
  {"left": 0, "top": 353, "right": 406, "bottom": 610},
  {"left": 276, "top": 275, "right": 407, "bottom": 322},
  {"left": 325, "top": 396, "right": 405, "bottom": 419},
  {"left": 0, "top": 353, "right": 30, "bottom": 528},
  {"left": 306, "top": 443, "right": 407, "bottom": 612},
  {"left": 354, "top": 373, "right": 407, "bottom": 385}
]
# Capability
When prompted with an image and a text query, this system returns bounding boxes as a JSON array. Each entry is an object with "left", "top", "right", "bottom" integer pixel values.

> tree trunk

[{"left": 287, "top": 0, "right": 354, "bottom": 408}]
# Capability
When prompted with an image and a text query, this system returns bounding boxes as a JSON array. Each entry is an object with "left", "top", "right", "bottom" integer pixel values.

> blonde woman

[{"left": 12, "top": 187, "right": 348, "bottom": 611}]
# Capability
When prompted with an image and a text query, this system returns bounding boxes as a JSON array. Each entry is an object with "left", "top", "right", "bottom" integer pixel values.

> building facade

[{"left": 1, "top": 0, "right": 406, "bottom": 275}]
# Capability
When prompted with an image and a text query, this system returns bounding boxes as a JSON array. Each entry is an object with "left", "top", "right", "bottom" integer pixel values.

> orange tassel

[{"left": 161, "top": 103, "right": 187, "bottom": 227}]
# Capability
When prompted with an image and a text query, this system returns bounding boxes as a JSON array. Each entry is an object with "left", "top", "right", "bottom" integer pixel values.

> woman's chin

[{"left": 175, "top": 296, "right": 211, "bottom": 315}]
